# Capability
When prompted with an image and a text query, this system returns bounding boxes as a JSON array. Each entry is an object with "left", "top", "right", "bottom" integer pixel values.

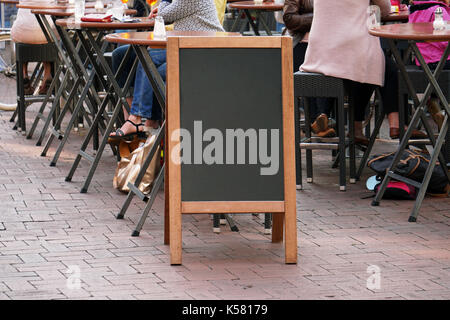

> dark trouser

[
  {"left": 348, "top": 54, "right": 399, "bottom": 121},
  {"left": 427, "top": 60, "right": 450, "bottom": 100},
  {"left": 294, "top": 42, "right": 333, "bottom": 123}
]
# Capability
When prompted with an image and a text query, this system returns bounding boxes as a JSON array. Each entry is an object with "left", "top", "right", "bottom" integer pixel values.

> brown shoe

[
  {"left": 38, "top": 79, "right": 52, "bottom": 95},
  {"left": 23, "top": 78, "right": 34, "bottom": 95},
  {"left": 311, "top": 113, "right": 329, "bottom": 134},
  {"left": 354, "top": 135, "right": 369, "bottom": 146},
  {"left": 390, "top": 127, "right": 428, "bottom": 139},
  {"left": 316, "top": 127, "right": 336, "bottom": 138}
]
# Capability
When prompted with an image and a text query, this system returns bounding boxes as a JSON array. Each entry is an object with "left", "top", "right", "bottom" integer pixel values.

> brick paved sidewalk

[{"left": 0, "top": 74, "right": 449, "bottom": 300}]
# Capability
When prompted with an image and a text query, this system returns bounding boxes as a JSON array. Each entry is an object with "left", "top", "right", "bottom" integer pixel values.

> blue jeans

[
  {"left": 111, "top": 45, "right": 166, "bottom": 120},
  {"left": 131, "top": 49, "right": 166, "bottom": 120},
  {"left": 112, "top": 44, "right": 136, "bottom": 88}
]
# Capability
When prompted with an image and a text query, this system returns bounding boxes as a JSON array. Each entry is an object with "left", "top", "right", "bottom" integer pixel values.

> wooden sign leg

[
  {"left": 284, "top": 205, "right": 298, "bottom": 264},
  {"left": 169, "top": 209, "right": 182, "bottom": 265},
  {"left": 164, "top": 124, "right": 170, "bottom": 245},
  {"left": 164, "top": 171, "right": 170, "bottom": 245},
  {"left": 272, "top": 213, "right": 284, "bottom": 243}
]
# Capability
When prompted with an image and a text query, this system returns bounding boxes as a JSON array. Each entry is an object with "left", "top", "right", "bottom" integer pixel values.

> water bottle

[
  {"left": 433, "top": 7, "right": 445, "bottom": 31},
  {"left": 74, "top": 0, "right": 85, "bottom": 22},
  {"left": 153, "top": 15, "right": 166, "bottom": 40}
]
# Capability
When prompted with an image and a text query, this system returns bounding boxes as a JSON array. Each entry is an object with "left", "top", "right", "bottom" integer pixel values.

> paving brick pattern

[{"left": 0, "top": 74, "right": 449, "bottom": 300}]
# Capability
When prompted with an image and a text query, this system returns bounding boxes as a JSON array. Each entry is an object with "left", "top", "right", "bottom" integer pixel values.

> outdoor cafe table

[
  {"left": 27, "top": 8, "right": 138, "bottom": 165},
  {"left": 12, "top": 1, "right": 108, "bottom": 135},
  {"left": 369, "top": 22, "right": 450, "bottom": 222},
  {"left": 104, "top": 31, "right": 241, "bottom": 240},
  {"left": 17, "top": 0, "right": 98, "bottom": 10},
  {"left": 52, "top": 17, "right": 154, "bottom": 193},
  {"left": 228, "top": 0, "right": 283, "bottom": 36}
]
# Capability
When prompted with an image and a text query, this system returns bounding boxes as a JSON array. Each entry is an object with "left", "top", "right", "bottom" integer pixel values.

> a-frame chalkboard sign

[{"left": 166, "top": 36, "right": 297, "bottom": 265}]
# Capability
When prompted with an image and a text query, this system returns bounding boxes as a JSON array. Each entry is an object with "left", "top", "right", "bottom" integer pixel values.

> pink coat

[
  {"left": 300, "top": 0, "right": 391, "bottom": 86},
  {"left": 409, "top": 1, "right": 450, "bottom": 65}
]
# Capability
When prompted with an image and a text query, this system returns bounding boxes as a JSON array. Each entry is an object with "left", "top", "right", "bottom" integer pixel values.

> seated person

[
  {"left": 11, "top": 0, "right": 54, "bottom": 95},
  {"left": 409, "top": 0, "right": 450, "bottom": 131},
  {"left": 300, "top": 0, "right": 426, "bottom": 145},
  {"left": 109, "top": 0, "right": 225, "bottom": 141},
  {"left": 283, "top": 0, "right": 335, "bottom": 138}
]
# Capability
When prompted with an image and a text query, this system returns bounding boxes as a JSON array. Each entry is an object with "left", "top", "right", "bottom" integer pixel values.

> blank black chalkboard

[{"left": 178, "top": 48, "right": 284, "bottom": 202}]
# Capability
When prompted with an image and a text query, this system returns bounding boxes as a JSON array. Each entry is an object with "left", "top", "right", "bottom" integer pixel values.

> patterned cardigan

[{"left": 159, "top": 0, "right": 225, "bottom": 32}]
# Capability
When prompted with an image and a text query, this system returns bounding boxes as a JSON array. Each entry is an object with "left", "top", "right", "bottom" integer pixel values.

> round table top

[
  {"left": 105, "top": 31, "right": 241, "bottom": 48},
  {"left": 369, "top": 22, "right": 450, "bottom": 41},
  {"left": 229, "top": 1, "right": 283, "bottom": 11},
  {"left": 382, "top": 10, "right": 409, "bottom": 23},
  {"left": 17, "top": 1, "right": 96, "bottom": 9},
  {"left": 32, "top": 8, "right": 136, "bottom": 17},
  {"left": 56, "top": 16, "right": 154, "bottom": 30}
]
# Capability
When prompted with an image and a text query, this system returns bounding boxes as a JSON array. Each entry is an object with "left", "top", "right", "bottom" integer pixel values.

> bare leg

[
  {"left": 388, "top": 111, "right": 399, "bottom": 129},
  {"left": 122, "top": 97, "right": 132, "bottom": 120},
  {"left": 42, "top": 62, "right": 52, "bottom": 82},
  {"left": 388, "top": 111, "right": 427, "bottom": 139},
  {"left": 110, "top": 114, "right": 143, "bottom": 136},
  {"left": 22, "top": 62, "right": 28, "bottom": 79}
]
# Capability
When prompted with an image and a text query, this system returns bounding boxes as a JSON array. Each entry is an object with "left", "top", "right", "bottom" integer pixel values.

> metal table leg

[
  {"left": 373, "top": 39, "right": 450, "bottom": 221},
  {"left": 67, "top": 29, "right": 137, "bottom": 193},
  {"left": 244, "top": 9, "right": 260, "bottom": 36}
]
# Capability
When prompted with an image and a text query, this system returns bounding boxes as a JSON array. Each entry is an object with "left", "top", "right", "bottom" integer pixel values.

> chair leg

[
  {"left": 304, "top": 98, "right": 313, "bottom": 183},
  {"left": 337, "top": 96, "right": 346, "bottom": 191},
  {"left": 16, "top": 59, "right": 26, "bottom": 134},
  {"left": 348, "top": 103, "right": 356, "bottom": 184},
  {"left": 294, "top": 97, "right": 302, "bottom": 189}
]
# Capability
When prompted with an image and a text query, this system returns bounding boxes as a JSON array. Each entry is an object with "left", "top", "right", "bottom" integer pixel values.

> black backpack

[{"left": 367, "top": 149, "right": 449, "bottom": 195}]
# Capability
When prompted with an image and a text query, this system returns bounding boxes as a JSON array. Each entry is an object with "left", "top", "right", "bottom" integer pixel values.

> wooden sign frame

[{"left": 166, "top": 36, "right": 297, "bottom": 265}]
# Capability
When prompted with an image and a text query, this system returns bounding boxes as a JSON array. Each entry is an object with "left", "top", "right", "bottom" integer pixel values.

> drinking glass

[
  {"left": 367, "top": 5, "right": 380, "bottom": 29},
  {"left": 153, "top": 15, "right": 166, "bottom": 40}
]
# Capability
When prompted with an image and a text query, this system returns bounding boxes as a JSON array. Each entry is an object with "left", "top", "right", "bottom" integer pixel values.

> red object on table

[
  {"left": 81, "top": 13, "right": 113, "bottom": 22},
  {"left": 391, "top": 0, "right": 400, "bottom": 13}
]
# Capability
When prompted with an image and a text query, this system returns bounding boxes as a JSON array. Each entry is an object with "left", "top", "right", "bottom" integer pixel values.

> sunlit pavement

[{"left": 0, "top": 73, "right": 449, "bottom": 300}]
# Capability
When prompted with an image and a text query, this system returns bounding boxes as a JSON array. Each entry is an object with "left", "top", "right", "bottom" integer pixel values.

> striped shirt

[{"left": 159, "top": 0, "right": 225, "bottom": 32}]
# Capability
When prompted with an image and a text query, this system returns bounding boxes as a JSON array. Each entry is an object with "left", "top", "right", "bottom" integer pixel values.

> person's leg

[
  {"left": 146, "top": 61, "right": 166, "bottom": 128},
  {"left": 110, "top": 49, "right": 166, "bottom": 137},
  {"left": 22, "top": 62, "right": 28, "bottom": 79},
  {"left": 347, "top": 80, "right": 375, "bottom": 144},
  {"left": 112, "top": 44, "right": 136, "bottom": 88},
  {"left": 22, "top": 62, "right": 34, "bottom": 95},
  {"left": 382, "top": 54, "right": 428, "bottom": 138},
  {"left": 38, "top": 62, "right": 53, "bottom": 95},
  {"left": 293, "top": 42, "right": 307, "bottom": 73},
  {"left": 380, "top": 54, "right": 399, "bottom": 129},
  {"left": 424, "top": 60, "right": 450, "bottom": 131},
  {"left": 112, "top": 44, "right": 137, "bottom": 120}
]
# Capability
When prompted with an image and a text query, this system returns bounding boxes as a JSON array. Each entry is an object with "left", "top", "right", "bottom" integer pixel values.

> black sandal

[{"left": 108, "top": 120, "right": 146, "bottom": 142}]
